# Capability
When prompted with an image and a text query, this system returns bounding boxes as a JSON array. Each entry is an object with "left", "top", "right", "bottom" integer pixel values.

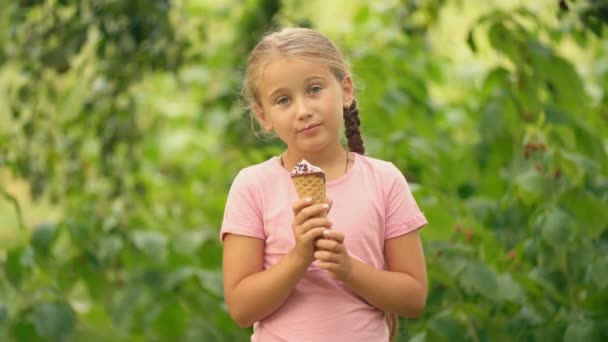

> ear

[
  {"left": 341, "top": 75, "right": 355, "bottom": 108},
  {"left": 252, "top": 103, "right": 273, "bottom": 132}
]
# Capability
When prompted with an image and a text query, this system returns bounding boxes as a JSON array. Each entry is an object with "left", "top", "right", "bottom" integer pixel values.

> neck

[{"left": 281, "top": 144, "right": 350, "bottom": 180}]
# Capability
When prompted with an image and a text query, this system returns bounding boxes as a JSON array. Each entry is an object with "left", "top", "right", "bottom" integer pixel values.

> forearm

[
  {"left": 343, "top": 258, "right": 427, "bottom": 317},
  {"left": 228, "top": 250, "right": 309, "bottom": 327}
]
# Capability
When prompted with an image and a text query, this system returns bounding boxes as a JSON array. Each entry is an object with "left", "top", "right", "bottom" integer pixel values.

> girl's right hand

[{"left": 291, "top": 198, "right": 333, "bottom": 264}]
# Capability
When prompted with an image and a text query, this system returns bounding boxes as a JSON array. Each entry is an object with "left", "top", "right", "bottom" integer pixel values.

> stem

[
  {"left": 466, "top": 313, "right": 481, "bottom": 342},
  {"left": 0, "top": 187, "right": 26, "bottom": 230}
]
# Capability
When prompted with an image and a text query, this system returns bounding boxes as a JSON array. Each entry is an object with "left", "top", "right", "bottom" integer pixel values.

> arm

[
  {"left": 222, "top": 234, "right": 310, "bottom": 327},
  {"left": 315, "top": 230, "right": 427, "bottom": 317},
  {"left": 348, "top": 230, "right": 427, "bottom": 317},
  {"left": 222, "top": 199, "right": 332, "bottom": 327}
]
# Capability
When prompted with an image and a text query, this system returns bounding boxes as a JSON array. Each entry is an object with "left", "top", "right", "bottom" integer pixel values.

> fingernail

[
  {"left": 323, "top": 229, "right": 330, "bottom": 238},
  {"left": 306, "top": 197, "right": 312, "bottom": 202},
  {"left": 322, "top": 203, "right": 329, "bottom": 209}
]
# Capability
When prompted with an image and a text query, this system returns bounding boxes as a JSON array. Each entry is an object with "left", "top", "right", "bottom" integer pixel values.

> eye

[
  {"left": 276, "top": 96, "right": 290, "bottom": 105},
  {"left": 309, "top": 85, "right": 322, "bottom": 94}
]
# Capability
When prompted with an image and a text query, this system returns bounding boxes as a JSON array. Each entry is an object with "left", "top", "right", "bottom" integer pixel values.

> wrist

[
  {"left": 341, "top": 256, "right": 358, "bottom": 284},
  {"left": 287, "top": 248, "right": 313, "bottom": 270}
]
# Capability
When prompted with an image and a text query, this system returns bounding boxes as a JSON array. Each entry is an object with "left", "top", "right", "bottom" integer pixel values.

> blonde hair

[
  {"left": 241, "top": 27, "right": 366, "bottom": 154},
  {"left": 242, "top": 27, "right": 350, "bottom": 106}
]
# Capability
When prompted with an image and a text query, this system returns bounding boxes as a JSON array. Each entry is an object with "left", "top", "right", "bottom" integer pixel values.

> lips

[{"left": 297, "top": 123, "right": 321, "bottom": 133}]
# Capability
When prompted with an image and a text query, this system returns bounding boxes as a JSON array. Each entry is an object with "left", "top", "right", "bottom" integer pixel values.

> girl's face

[{"left": 253, "top": 57, "right": 353, "bottom": 155}]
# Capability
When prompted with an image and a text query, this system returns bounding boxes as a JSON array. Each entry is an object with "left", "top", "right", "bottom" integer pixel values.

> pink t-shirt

[{"left": 221, "top": 153, "right": 427, "bottom": 342}]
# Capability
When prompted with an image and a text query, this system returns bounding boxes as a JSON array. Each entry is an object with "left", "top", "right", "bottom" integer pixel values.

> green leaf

[
  {"left": 354, "top": 6, "right": 370, "bottom": 26},
  {"left": 482, "top": 67, "right": 511, "bottom": 97},
  {"left": 32, "top": 302, "right": 76, "bottom": 341},
  {"left": 427, "top": 241, "right": 474, "bottom": 255},
  {"left": 466, "top": 28, "right": 477, "bottom": 52},
  {"left": 589, "top": 256, "right": 608, "bottom": 290},
  {"left": 537, "top": 208, "right": 575, "bottom": 247},
  {"left": 439, "top": 256, "right": 468, "bottom": 279},
  {"left": 487, "top": 20, "right": 523, "bottom": 64},
  {"left": 165, "top": 267, "right": 198, "bottom": 291},
  {"left": 97, "top": 234, "right": 124, "bottom": 264},
  {"left": 198, "top": 240, "right": 222, "bottom": 269},
  {"left": 198, "top": 270, "right": 224, "bottom": 299},
  {"left": 66, "top": 219, "right": 94, "bottom": 244},
  {"left": 459, "top": 261, "right": 499, "bottom": 300},
  {"left": 560, "top": 189, "right": 608, "bottom": 238},
  {"left": 152, "top": 300, "right": 187, "bottom": 340},
  {"left": 515, "top": 170, "right": 544, "bottom": 204},
  {"left": 111, "top": 286, "right": 141, "bottom": 331},
  {"left": 517, "top": 305, "right": 545, "bottom": 326},
  {"left": 564, "top": 319, "right": 597, "bottom": 342},
  {"left": 543, "top": 57, "right": 586, "bottom": 113},
  {"left": 131, "top": 230, "right": 168, "bottom": 264},
  {"left": 172, "top": 229, "right": 211, "bottom": 255},
  {"left": 5, "top": 248, "right": 24, "bottom": 288},
  {"left": 30, "top": 222, "right": 58, "bottom": 253},
  {"left": 496, "top": 273, "right": 526, "bottom": 303},
  {"left": 427, "top": 311, "right": 467, "bottom": 339},
  {"left": 11, "top": 319, "right": 40, "bottom": 342},
  {"left": 409, "top": 331, "right": 427, "bottom": 342},
  {"left": 0, "top": 303, "right": 7, "bottom": 326}
]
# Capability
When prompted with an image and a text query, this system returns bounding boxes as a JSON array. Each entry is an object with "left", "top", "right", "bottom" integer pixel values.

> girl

[{"left": 221, "top": 27, "right": 428, "bottom": 341}]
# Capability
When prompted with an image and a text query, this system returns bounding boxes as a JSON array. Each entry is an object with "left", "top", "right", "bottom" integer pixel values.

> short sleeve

[
  {"left": 384, "top": 164, "right": 428, "bottom": 239},
  {"left": 219, "top": 169, "right": 265, "bottom": 241}
]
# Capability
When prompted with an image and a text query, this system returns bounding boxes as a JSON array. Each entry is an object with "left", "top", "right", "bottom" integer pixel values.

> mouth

[{"left": 297, "top": 123, "right": 321, "bottom": 133}]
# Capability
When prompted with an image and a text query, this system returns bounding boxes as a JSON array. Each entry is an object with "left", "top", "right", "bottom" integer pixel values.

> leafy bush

[{"left": 1, "top": 1, "right": 606, "bottom": 341}]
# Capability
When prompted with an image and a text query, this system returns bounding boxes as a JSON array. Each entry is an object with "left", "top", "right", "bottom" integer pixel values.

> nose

[{"left": 295, "top": 98, "right": 313, "bottom": 120}]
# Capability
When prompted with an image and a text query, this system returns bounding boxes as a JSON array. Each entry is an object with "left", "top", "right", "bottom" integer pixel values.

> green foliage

[{"left": 1, "top": 0, "right": 607, "bottom": 341}]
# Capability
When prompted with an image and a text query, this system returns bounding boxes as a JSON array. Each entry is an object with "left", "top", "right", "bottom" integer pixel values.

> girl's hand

[
  {"left": 291, "top": 198, "right": 333, "bottom": 264},
  {"left": 314, "top": 230, "right": 352, "bottom": 281}
]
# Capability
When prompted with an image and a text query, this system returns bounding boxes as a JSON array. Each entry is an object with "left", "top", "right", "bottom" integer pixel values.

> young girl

[{"left": 221, "top": 27, "right": 428, "bottom": 341}]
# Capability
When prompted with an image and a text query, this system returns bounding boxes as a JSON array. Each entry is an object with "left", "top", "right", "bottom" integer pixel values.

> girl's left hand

[{"left": 314, "top": 230, "right": 352, "bottom": 281}]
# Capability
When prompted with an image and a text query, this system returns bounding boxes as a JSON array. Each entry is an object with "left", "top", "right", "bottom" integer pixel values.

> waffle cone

[{"left": 291, "top": 172, "right": 326, "bottom": 204}]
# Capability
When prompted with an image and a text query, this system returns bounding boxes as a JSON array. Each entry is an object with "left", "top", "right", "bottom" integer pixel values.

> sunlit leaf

[
  {"left": 131, "top": 230, "right": 168, "bottom": 264},
  {"left": 588, "top": 256, "right": 608, "bottom": 290},
  {"left": 496, "top": 273, "right": 526, "bottom": 303},
  {"left": 515, "top": 170, "right": 544, "bottom": 204},
  {"left": 537, "top": 208, "right": 575, "bottom": 247},
  {"left": 564, "top": 318, "right": 597, "bottom": 342}
]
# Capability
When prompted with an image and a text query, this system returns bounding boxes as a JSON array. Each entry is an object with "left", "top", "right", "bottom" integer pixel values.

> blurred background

[{"left": 1, "top": 0, "right": 607, "bottom": 341}]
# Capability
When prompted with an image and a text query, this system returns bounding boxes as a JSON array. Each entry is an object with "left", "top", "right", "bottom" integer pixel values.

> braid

[{"left": 343, "top": 99, "right": 365, "bottom": 155}]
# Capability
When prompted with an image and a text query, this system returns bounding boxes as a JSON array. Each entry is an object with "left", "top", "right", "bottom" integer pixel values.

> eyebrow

[{"left": 267, "top": 76, "right": 327, "bottom": 98}]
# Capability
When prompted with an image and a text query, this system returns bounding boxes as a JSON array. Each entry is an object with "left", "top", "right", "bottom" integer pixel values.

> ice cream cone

[{"left": 291, "top": 172, "right": 326, "bottom": 204}]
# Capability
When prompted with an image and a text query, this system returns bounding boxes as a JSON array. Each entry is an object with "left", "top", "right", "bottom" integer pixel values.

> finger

[
  {"left": 313, "top": 250, "right": 339, "bottom": 263},
  {"left": 315, "top": 238, "right": 340, "bottom": 252},
  {"left": 316, "top": 261, "right": 337, "bottom": 272},
  {"left": 292, "top": 197, "right": 314, "bottom": 216},
  {"left": 295, "top": 218, "right": 332, "bottom": 235},
  {"left": 294, "top": 203, "right": 330, "bottom": 225},
  {"left": 322, "top": 230, "right": 345, "bottom": 244},
  {"left": 302, "top": 227, "right": 327, "bottom": 244},
  {"left": 326, "top": 198, "right": 334, "bottom": 212}
]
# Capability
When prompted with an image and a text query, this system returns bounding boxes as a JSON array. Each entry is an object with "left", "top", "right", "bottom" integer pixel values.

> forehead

[{"left": 257, "top": 57, "right": 335, "bottom": 93}]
